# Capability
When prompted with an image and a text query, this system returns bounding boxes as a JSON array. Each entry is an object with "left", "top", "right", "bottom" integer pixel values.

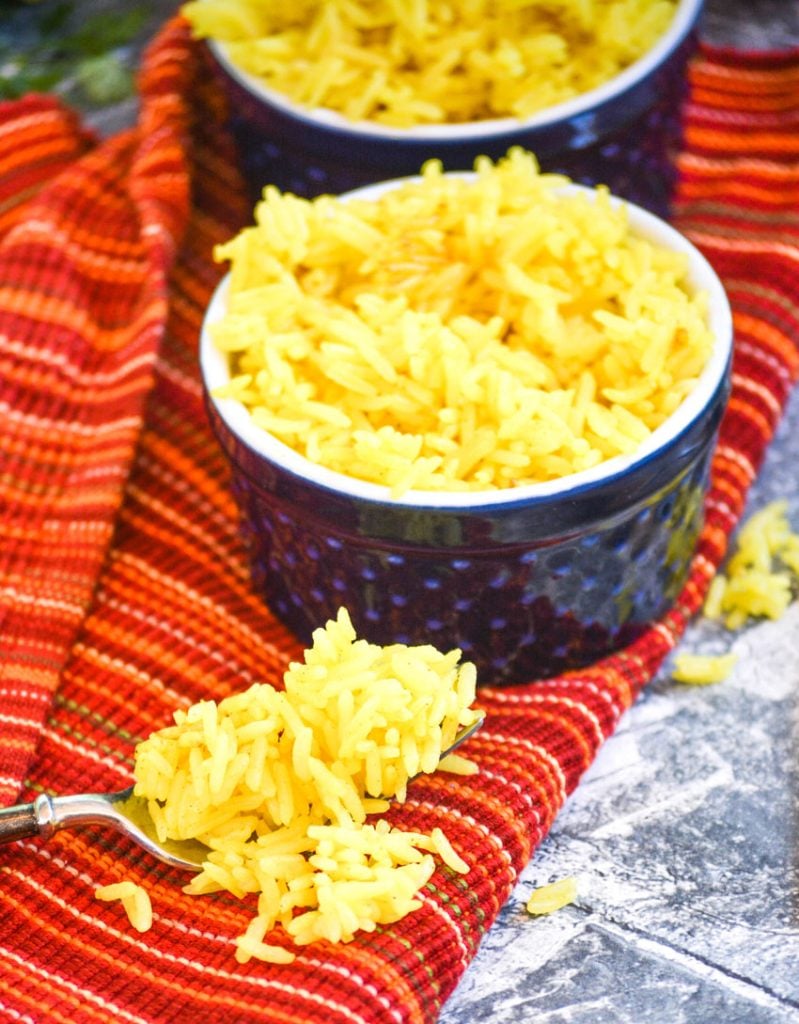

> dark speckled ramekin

[
  {"left": 199, "top": 184, "right": 732, "bottom": 686},
  {"left": 205, "top": 0, "right": 704, "bottom": 219}
]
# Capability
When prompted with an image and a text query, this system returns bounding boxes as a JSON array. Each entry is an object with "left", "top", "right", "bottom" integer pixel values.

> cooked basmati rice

[
  {"left": 672, "top": 652, "right": 738, "bottom": 685},
  {"left": 525, "top": 877, "right": 578, "bottom": 915},
  {"left": 95, "top": 881, "right": 153, "bottom": 933},
  {"left": 133, "top": 608, "right": 480, "bottom": 961},
  {"left": 211, "top": 150, "right": 713, "bottom": 496},
  {"left": 182, "top": 0, "right": 676, "bottom": 127},
  {"left": 672, "top": 503, "right": 798, "bottom": 685},
  {"left": 703, "top": 500, "right": 799, "bottom": 629}
]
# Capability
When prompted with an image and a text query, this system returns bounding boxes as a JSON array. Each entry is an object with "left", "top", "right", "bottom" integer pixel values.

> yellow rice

[
  {"left": 211, "top": 150, "right": 713, "bottom": 496},
  {"left": 672, "top": 652, "right": 738, "bottom": 685},
  {"left": 703, "top": 500, "right": 799, "bottom": 630},
  {"left": 133, "top": 608, "right": 480, "bottom": 962},
  {"left": 526, "top": 876, "right": 578, "bottom": 915},
  {"left": 182, "top": 0, "right": 677, "bottom": 127},
  {"left": 95, "top": 881, "right": 153, "bottom": 933},
  {"left": 673, "top": 502, "right": 798, "bottom": 686}
]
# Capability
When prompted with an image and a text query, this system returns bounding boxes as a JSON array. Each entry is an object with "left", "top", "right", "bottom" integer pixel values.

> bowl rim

[
  {"left": 207, "top": 0, "right": 704, "bottom": 143},
  {"left": 199, "top": 177, "right": 733, "bottom": 512}
]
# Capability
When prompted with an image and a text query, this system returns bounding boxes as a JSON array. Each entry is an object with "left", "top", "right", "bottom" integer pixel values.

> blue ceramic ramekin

[
  {"left": 199, "top": 182, "right": 732, "bottom": 685},
  {"left": 205, "top": 0, "right": 704, "bottom": 217}
]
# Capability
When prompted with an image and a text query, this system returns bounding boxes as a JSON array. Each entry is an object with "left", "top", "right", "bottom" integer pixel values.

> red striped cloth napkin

[{"left": 0, "top": 18, "right": 797, "bottom": 1023}]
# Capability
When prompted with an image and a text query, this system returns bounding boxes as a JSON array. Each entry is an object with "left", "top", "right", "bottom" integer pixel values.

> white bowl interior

[
  {"left": 200, "top": 179, "right": 732, "bottom": 510},
  {"left": 208, "top": 0, "right": 704, "bottom": 143}
]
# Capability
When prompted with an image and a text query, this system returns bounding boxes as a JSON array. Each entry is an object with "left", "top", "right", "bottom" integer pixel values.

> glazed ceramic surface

[
  {"left": 200, "top": 181, "right": 732, "bottom": 684},
  {"left": 207, "top": 0, "right": 704, "bottom": 217}
]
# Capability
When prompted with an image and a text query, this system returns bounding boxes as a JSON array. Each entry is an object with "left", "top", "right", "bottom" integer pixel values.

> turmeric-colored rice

[
  {"left": 182, "top": 0, "right": 677, "bottom": 127},
  {"left": 704, "top": 500, "right": 799, "bottom": 629},
  {"left": 211, "top": 150, "right": 713, "bottom": 496},
  {"left": 673, "top": 502, "right": 798, "bottom": 686},
  {"left": 133, "top": 608, "right": 480, "bottom": 962},
  {"left": 95, "top": 881, "right": 153, "bottom": 933},
  {"left": 672, "top": 652, "right": 738, "bottom": 685},
  {"left": 526, "top": 876, "right": 579, "bottom": 916}
]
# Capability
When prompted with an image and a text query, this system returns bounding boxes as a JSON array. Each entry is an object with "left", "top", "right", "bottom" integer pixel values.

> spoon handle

[{"left": 0, "top": 796, "right": 51, "bottom": 844}]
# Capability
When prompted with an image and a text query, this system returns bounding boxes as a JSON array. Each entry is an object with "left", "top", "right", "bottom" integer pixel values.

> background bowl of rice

[
  {"left": 187, "top": 0, "right": 704, "bottom": 217},
  {"left": 199, "top": 162, "right": 732, "bottom": 685}
]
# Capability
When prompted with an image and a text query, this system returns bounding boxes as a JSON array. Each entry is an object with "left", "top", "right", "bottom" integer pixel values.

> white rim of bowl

[
  {"left": 207, "top": 0, "right": 703, "bottom": 143},
  {"left": 200, "top": 178, "right": 733, "bottom": 511}
]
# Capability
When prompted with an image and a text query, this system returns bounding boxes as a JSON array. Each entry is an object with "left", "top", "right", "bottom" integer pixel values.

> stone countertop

[
  {"left": 13, "top": 2, "right": 797, "bottom": 1020},
  {"left": 702, "top": 0, "right": 799, "bottom": 48}
]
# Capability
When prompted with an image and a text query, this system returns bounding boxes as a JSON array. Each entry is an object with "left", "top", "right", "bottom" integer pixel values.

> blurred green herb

[{"left": 0, "top": 0, "right": 150, "bottom": 105}]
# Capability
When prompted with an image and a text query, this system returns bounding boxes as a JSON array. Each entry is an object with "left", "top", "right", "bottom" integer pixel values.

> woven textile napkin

[{"left": 1, "top": 18, "right": 798, "bottom": 1023}]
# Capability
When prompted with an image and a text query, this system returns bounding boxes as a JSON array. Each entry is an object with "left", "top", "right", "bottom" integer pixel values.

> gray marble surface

[
  {"left": 702, "top": 0, "right": 799, "bottom": 48},
  {"left": 75, "top": 2, "right": 799, "bottom": 1020}
]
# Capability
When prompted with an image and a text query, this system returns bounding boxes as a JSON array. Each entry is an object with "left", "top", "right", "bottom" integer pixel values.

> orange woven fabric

[{"left": 0, "top": 19, "right": 798, "bottom": 1023}]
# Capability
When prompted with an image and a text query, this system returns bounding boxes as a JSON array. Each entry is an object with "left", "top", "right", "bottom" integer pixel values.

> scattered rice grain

[
  {"left": 525, "top": 877, "right": 578, "bottom": 916},
  {"left": 703, "top": 500, "right": 798, "bottom": 629},
  {"left": 672, "top": 652, "right": 738, "bottom": 685},
  {"left": 95, "top": 881, "right": 153, "bottom": 933}
]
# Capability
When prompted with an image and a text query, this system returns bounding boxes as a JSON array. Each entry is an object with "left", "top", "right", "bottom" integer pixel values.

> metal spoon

[{"left": 0, "top": 716, "right": 483, "bottom": 871}]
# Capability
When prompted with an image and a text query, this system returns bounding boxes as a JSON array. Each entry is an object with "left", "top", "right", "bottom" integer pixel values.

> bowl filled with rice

[
  {"left": 183, "top": 0, "right": 704, "bottom": 217},
  {"left": 199, "top": 150, "right": 732, "bottom": 684}
]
